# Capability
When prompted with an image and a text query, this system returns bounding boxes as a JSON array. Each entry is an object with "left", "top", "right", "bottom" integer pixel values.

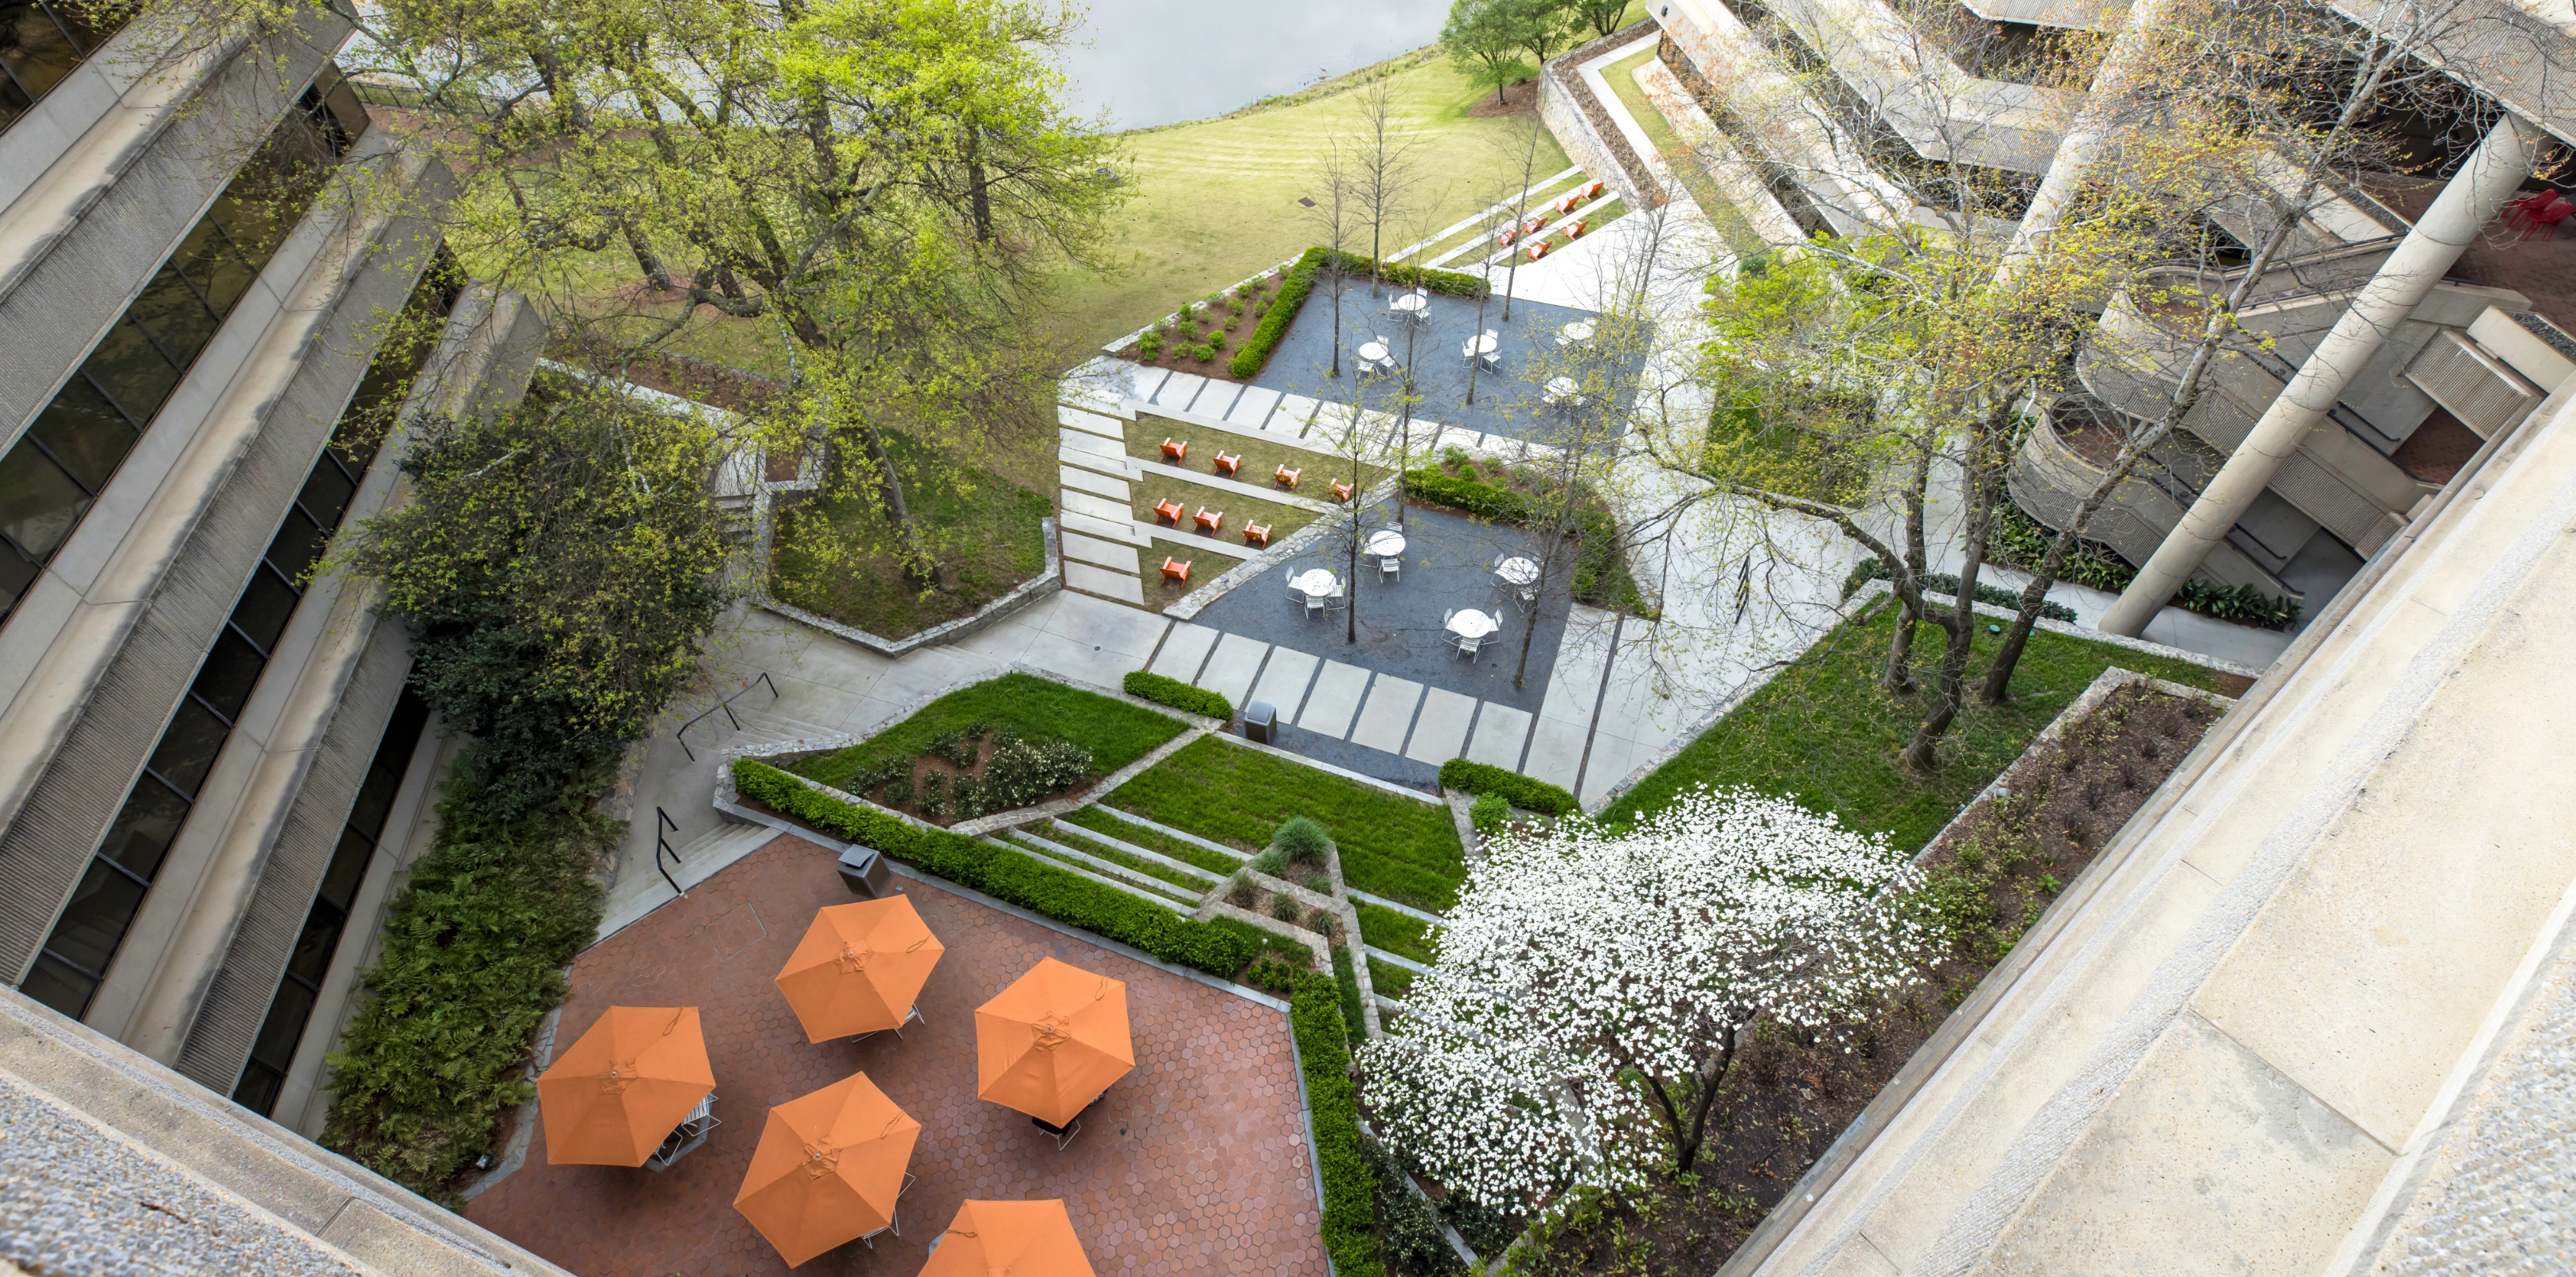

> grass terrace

[
  {"left": 1105, "top": 736, "right": 1466, "bottom": 912},
  {"left": 768, "top": 435, "right": 1055, "bottom": 642},
  {"left": 791, "top": 672, "right": 1185, "bottom": 794},
  {"left": 1130, "top": 412, "right": 1388, "bottom": 497},
  {"left": 1602, "top": 600, "right": 2230, "bottom": 849}
]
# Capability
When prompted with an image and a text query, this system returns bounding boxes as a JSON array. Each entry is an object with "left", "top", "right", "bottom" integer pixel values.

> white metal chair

[
  {"left": 643, "top": 1092, "right": 720, "bottom": 1172},
  {"left": 1456, "top": 632, "right": 1483, "bottom": 658},
  {"left": 1379, "top": 555, "right": 1399, "bottom": 580},
  {"left": 1033, "top": 1113, "right": 1083, "bottom": 1150},
  {"left": 860, "top": 1172, "right": 920, "bottom": 1249},
  {"left": 850, "top": 1002, "right": 925, "bottom": 1045},
  {"left": 1305, "top": 591, "right": 1326, "bottom": 617}
]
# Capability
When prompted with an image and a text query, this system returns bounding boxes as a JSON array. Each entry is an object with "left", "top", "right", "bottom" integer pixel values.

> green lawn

[
  {"left": 1356, "top": 903, "right": 1438, "bottom": 963},
  {"left": 1005, "top": 829, "right": 1209, "bottom": 896},
  {"left": 1043, "top": 49, "right": 1578, "bottom": 350},
  {"left": 792, "top": 673, "right": 1185, "bottom": 793},
  {"left": 1062, "top": 806, "right": 1243, "bottom": 876},
  {"left": 1601, "top": 603, "right": 2227, "bottom": 851},
  {"left": 1595, "top": 44, "right": 1760, "bottom": 256},
  {"left": 1369, "top": 956, "right": 1418, "bottom": 999},
  {"left": 1106, "top": 736, "right": 1466, "bottom": 910}
]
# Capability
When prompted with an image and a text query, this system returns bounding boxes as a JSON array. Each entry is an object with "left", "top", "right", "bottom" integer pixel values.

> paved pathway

[{"left": 472, "top": 833, "right": 1323, "bottom": 1277}]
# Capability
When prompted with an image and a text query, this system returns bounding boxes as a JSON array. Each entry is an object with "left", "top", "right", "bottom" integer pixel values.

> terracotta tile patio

[{"left": 464, "top": 832, "right": 1328, "bottom": 1276}]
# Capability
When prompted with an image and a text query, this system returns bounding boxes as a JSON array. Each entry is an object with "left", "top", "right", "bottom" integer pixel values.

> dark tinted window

[
  {"left": 22, "top": 951, "right": 96, "bottom": 1017},
  {"left": 45, "top": 859, "right": 146, "bottom": 976},
  {"left": 0, "top": 445, "right": 91, "bottom": 559},
  {"left": 246, "top": 978, "right": 314, "bottom": 1070},
  {"left": 191, "top": 627, "right": 267, "bottom": 721},
  {"left": 315, "top": 826, "right": 373, "bottom": 913},
  {"left": 98, "top": 775, "right": 189, "bottom": 880},
  {"left": 81, "top": 317, "right": 183, "bottom": 421},
  {"left": 229, "top": 566, "right": 299, "bottom": 651},
  {"left": 146, "top": 697, "right": 230, "bottom": 796},
  {"left": 296, "top": 459, "right": 357, "bottom": 529},
  {"left": 26, "top": 378, "right": 138, "bottom": 492},
  {"left": 263, "top": 506, "right": 326, "bottom": 584}
]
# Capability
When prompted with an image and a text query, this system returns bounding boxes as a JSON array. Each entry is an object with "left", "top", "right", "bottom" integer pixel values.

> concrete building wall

[{"left": 0, "top": 141, "right": 455, "bottom": 1008}]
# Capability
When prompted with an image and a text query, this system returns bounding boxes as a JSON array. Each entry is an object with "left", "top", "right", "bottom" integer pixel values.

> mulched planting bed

[
  {"left": 1114, "top": 274, "right": 1291, "bottom": 380},
  {"left": 789, "top": 674, "right": 1187, "bottom": 824},
  {"left": 1496, "top": 676, "right": 2223, "bottom": 1275}
]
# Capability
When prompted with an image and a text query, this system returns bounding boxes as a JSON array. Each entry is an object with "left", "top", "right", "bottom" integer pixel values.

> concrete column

[
  {"left": 2097, "top": 114, "right": 2543, "bottom": 636},
  {"left": 1993, "top": 0, "right": 2173, "bottom": 287}
]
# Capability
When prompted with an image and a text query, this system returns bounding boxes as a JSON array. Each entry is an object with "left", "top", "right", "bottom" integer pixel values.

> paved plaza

[{"left": 469, "top": 833, "right": 1325, "bottom": 1277}]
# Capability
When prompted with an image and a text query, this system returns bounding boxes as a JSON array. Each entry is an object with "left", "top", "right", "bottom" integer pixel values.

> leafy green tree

[
  {"left": 1507, "top": 0, "right": 1585, "bottom": 72},
  {"left": 1441, "top": 0, "right": 1534, "bottom": 106},
  {"left": 1571, "top": 0, "right": 1629, "bottom": 38},
  {"left": 333, "top": 385, "right": 732, "bottom": 818}
]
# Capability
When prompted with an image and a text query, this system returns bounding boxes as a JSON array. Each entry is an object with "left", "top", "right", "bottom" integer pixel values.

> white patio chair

[
  {"left": 1379, "top": 555, "right": 1399, "bottom": 580},
  {"left": 1305, "top": 592, "right": 1326, "bottom": 617}
]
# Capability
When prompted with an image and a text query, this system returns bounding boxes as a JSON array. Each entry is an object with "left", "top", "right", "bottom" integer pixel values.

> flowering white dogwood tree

[{"left": 1357, "top": 787, "right": 1932, "bottom": 1211}]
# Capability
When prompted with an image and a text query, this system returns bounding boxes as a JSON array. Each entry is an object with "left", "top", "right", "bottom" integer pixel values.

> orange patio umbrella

[
  {"left": 775, "top": 896, "right": 946, "bottom": 1042},
  {"left": 918, "top": 1199, "right": 1096, "bottom": 1277},
  {"left": 974, "top": 958, "right": 1133, "bottom": 1127},
  {"left": 536, "top": 1006, "right": 716, "bottom": 1166},
  {"left": 734, "top": 1072, "right": 922, "bottom": 1267}
]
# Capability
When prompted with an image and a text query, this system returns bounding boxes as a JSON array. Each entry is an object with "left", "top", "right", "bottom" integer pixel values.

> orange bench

[
  {"left": 1243, "top": 521, "right": 1271, "bottom": 549},
  {"left": 1330, "top": 480, "right": 1353, "bottom": 503},
  {"left": 1274, "top": 464, "right": 1301, "bottom": 489},
  {"left": 1161, "top": 438, "right": 1188, "bottom": 462},
  {"left": 1527, "top": 241, "right": 1550, "bottom": 261},
  {"left": 1213, "top": 451, "right": 1240, "bottom": 477},
  {"left": 1192, "top": 506, "right": 1224, "bottom": 534},
  {"left": 1153, "top": 498, "right": 1184, "bottom": 525},
  {"left": 1161, "top": 557, "right": 1192, "bottom": 582},
  {"left": 1566, "top": 220, "right": 1589, "bottom": 239}
]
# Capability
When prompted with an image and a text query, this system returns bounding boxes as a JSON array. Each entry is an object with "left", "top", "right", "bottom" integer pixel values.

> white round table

[
  {"left": 1446, "top": 609, "right": 1498, "bottom": 639},
  {"left": 1292, "top": 568, "right": 1339, "bottom": 599},
  {"left": 1558, "top": 320, "right": 1597, "bottom": 346},
  {"left": 1495, "top": 556, "right": 1540, "bottom": 587},
  {"left": 1357, "top": 341, "right": 1391, "bottom": 365},
  {"left": 1367, "top": 529, "right": 1407, "bottom": 558},
  {"left": 1392, "top": 292, "right": 1429, "bottom": 315},
  {"left": 1544, "top": 376, "right": 1583, "bottom": 404},
  {"left": 1462, "top": 330, "right": 1497, "bottom": 358}
]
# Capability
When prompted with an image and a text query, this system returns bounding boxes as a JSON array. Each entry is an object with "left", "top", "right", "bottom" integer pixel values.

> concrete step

[
  {"left": 1011, "top": 830, "right": 1208, "bottom": 900},
  {"left": 982, "top": 836, "right": 1193, "bottom": 912}
]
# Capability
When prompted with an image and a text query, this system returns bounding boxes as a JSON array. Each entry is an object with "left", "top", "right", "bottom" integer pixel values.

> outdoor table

[
  {"left": 1291, "top": 568, "right": 1340, "bottom": 600},
  {"left": 1367, "top": 529, "right": 1407, "bottom": 559},
  {"left": 1558, "top": 320, "right": 1596, "bottom": 346},
  {"left": 1495, "top": 556, "right": 1539, "bottom": 587},
  {"left": 1544, "top": 376, "right": 1585, "bottom": 404},
  {"left": 1462, "top": 330, "right": 1498, "bottom": 360},
  {"left": 1391, "top": 291, "right": 1429, "bottom": 320},
  {"left": 1357, "top": 340, "right": 1391, "bottom": 367},
  {"left": 1446, "top": 608, "right": 1498, "bottom": 639}
]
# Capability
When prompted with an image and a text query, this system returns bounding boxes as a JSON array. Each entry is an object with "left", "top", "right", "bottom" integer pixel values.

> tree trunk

[
  {"left": 1881, "top": 447, "right": 1932, "bottom": 694},
  {"left": 858, "top": 420, "right": 938, "bottom": 588},
  {"left": 626, "top": 225, "right": 673, "bottom": 292},
  {"left": 1329, "top": 273, "right": 1345, "bottom": 377},
  {"left": 965, "top": 132, "right": 996, "bottom": 243},
  {"left": 1672, "top": 1025, "right": 1741, "bottom": 1174},
  {"left": 1901, "top": 417, "right": 2008, "bottom": 770}
]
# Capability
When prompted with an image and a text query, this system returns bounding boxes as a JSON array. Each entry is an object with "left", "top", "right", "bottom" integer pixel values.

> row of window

[
  {"left": 0, "top": 66, "right": 368, "bottom": 625},
  {"left": 0, "top": 0, "right": 124, "bottom": 135},
  {"left": 232, "top": 684, "right": 429, "bottom": 1117}
]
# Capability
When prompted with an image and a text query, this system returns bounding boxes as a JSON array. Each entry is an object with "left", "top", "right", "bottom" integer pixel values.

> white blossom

[{"left": 1357, "top": 787, "right": 1933, "bottom": 1213}]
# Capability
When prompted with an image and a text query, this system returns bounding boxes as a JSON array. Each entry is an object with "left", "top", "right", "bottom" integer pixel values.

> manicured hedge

[
  {"left": 1438, "top": 758, "right": 1579, "bottom": 817},
  {"left": 1231, "top": 248, "right": 1327, "bottom": 379},
  {"left": 1122, "top": 670, "right": 1234, "bottom": 721},
  {"left": 1228, "top": 247, "right": 1491, "bottom": 380},
  {"left": 1293, "top": 972, "right": 1385, "bottom": 1277},
  {"left": 732, "top": 760, "right": 1255, "bottom": 975}
]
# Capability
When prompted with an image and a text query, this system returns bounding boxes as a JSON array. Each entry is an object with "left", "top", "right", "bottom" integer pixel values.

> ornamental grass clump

[
  {"left": 1357, "top": 787, "right": 1933, "bottom": 1216},
  {"left": 1255, "top": 814, "right": 1333, "bottom": 877}
]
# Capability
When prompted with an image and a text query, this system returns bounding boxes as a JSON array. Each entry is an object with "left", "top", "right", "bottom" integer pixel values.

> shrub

[
  {"left": 733, "top": 760, "right": 1256, "bottom": 975},
  {"left": 1400, "top": 468, "right": 1647, "bottom": 614},
  {"left": 1469, "top": 792, "right": 1509, "bottom": 833},
  {"left": 1271, "top": 814, "right": 1332, "bottom": 867},
  {"left": 1228, "top": 873, "right": 1260, "bottom": 908},
  {"left": 1438, "top": 758, "right": 1578, "bottom": 816},
  {"left": 1306, "top": 905, "right": 1339, "bottom": 933},
  {"left": 1841, "top": 560, "right": 2081, "bottom": 623},
  {"left": 1246, "top": 951, "right": 1304, "bottom": 994},
  {"left": 982, "top": 738, "right": 1092, "bottom": 810},
  {"left": 322, "top": 761, "right": 611, "bottom": 1199},
  {"left": 1272, "top": 893, "right": 1305, "bottom": 922},
  {"left": 1231, "top": 247, "right": 1325, "bottom": 379},
  {"left": 2176, "top": 579, "right": 2301, "bottom": 629},
  {"left": 1292, "top": 973, "right": 1386, "bottom": 1277},
  {"left": 1138, "top": 331, "right": 1163, "bottom": 360},
  {"left": 1315, "top": 248, "right": 1489, "bottom": 298},
  {"left": 1224, "top": 314, "right": 1239, "bottom": 331},
  {"left": 1122, "top": 670, "right": 1234, "bottom": 721},
  {"left": 1332, "top": 943, "right": 1367, "bottom": 1044},
  {"left": 1366, "top": 1136, "right": 1467, "bottom": 1276}
]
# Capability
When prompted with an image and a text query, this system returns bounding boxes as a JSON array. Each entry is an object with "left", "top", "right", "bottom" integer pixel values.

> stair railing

[
  {"left": 654, "top": 807, "right": 685, "bottom": 896},
  {"left": 674, "top": 671, "right": 781, "bottom": 762}
]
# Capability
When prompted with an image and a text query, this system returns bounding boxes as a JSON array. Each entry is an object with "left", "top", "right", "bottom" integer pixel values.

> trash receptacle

[
  {"left": 1243, "top": 699, "right": 1278, "bottom": 744},
  {"left": 837, "top": 845, "right": 893, "bottom": 898}
]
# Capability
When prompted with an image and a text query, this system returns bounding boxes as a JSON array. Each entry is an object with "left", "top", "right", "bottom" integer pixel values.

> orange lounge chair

[
  {"left": 1583, "top": 180, "right": 1606, "bottom": 200},
  {"left": 1243, "top": 522, "right": 1271, "bottom": 549},
  {"left": 1527, "top": 241, "right": 1550, "bottom": 260},
  {"left": 1274, "top": 464, "right": 1301, "bottom": 489},
  {"left": 1213, "top": 451, "right": 1240, "bottom": 477},
  {"left": 1330, "top": 479, "right": 1353, "bottom": 503},
  {"left": 1192, "top": 506, "right": 1224, "bottom": 534},
  {"left": 1160, "top": 437, "right": 1188, "bottom": 462},
  {"left": 1152, "top": 498, "right": 1184, "bottom": 525},
  {"left": 1522, "top": 213, "right": 1548, "bottom": 236},
  {"left": 1567, "top": 220, "right": 1589, "bottom": 239},
  {"left": 1554, "top": 193, "right": 1579, "bottom": 215},
  {"left": 1497, "top": 227, "right": 1519, "bottom": 248},
  {"left": 1160, "top": 557, "right": 1192, "bottom": 583}
]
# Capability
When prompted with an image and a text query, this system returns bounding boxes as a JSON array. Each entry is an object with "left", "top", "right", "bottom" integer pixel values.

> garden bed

[
  {"left": 768, "top": 439, "right": 1052, "bottom": 642},
  {"left": 788, "top": 673, "right": 1185, "bottom": 823},
  {"left": 1405, "top": 455, "right": 1652, "bottom": 615},
  {"left": 1494, "top": 670, "right": 2225, "bottom": 1275}
]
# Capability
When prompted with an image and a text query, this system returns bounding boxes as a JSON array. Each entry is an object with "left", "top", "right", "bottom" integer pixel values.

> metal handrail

[
  {"left": 654, "top": 806, "right": 685, "bottom": 896},
  {"left": 674, "top": 671, "right": 779, "bottom": 762}
]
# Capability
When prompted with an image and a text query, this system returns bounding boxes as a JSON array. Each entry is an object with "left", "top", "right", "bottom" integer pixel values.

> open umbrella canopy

[
  {"left": 734, "top": 1072, "right": 922, "bottom": 1267},
  {"left": 775, "top": 896, "right": 946, "bottom": 1042},
  {"left": 536, "top": 1006, "right": 716, "bottom": 1166},
  {"left": 974, "top": 958, "right": 1133, "bottom": 1127},
  {"left": 919, "top": 1199, "right": 1096, "bottom": 1277}
]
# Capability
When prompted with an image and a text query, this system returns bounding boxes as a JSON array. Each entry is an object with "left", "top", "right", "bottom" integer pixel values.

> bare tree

[
  {"left": 1306, "top": 141, "right": 1362, "bottom": 380},
  {"left": 1348, "top": 79, "right": 1423, "bottom": 296}
]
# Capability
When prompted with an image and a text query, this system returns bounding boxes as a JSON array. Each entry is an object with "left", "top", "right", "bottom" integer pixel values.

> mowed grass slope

[
  {"left": 1044, "top": 51, "right": 1575, "bottom": 350},
  {"left": 790, "top": 672, "right": 1185, "bottom": 792}
]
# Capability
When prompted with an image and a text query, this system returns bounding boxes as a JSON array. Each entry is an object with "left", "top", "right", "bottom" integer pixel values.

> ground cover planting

[
  {"left": 1600, "top": 602, "right": 2226, "bottom": 849},
  {"left": 768, "top": 436, "right": 1053, "bottom": 641},
  {"left": 1105, "top": 736, "right": 1466, "bottom": 911},
  {"left": 789, "top": 673, "right": 1185, "bottom": 821}
]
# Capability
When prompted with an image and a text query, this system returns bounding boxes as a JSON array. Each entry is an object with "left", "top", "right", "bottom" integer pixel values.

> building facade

[
  {"left": 0, "top": 8, "right": 543, "bottom": 1140},
  {"left": 1647, "top": 0, "right": 2576, "bottom": 626}
]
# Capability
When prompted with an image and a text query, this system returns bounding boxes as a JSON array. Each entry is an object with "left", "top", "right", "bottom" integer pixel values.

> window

[
  {"left": 15, "top": 245, "right": 455, "bottom": 1022},
  {"left": 0, "top": 68, "right": 369, "bottom": 624},
  {"left": 0, "top": 0, "right": 128, "bottom": 135}
]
